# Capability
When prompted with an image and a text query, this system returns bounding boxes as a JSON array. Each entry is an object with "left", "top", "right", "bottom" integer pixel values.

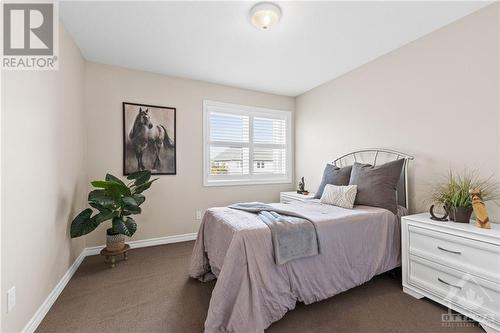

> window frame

[{"left": 203, "top": 100, "right": 293, "bottom": 187}]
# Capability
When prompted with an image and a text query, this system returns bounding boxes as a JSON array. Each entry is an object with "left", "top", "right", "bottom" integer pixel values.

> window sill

[{"left": 203, "top": 178, "right": 292, "bottom": 187}]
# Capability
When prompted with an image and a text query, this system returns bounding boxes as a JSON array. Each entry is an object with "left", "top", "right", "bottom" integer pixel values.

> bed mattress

[{"left": 190, "top": 200, "right": 405, "bottom": 333}]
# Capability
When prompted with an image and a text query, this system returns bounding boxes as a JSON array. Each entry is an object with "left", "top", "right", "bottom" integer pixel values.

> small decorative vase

[
  {"left": 446, "top": 206, "right": 473, "bottom": 223},
  {"left": 106, "top": 229, "right": 125, "bottom": 252}
]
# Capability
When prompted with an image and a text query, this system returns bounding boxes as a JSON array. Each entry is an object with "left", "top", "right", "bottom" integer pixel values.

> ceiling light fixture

[{"left": 250, "top": 2, "right": 281, "bottom": 31}]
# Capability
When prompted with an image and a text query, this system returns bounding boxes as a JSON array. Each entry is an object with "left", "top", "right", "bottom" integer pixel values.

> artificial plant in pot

[
  {"left": 70, "top": 171, "right": 157, "bottom": 251},
  {"left": 430, "top": 170, "right": 499, "bottom": 223}
]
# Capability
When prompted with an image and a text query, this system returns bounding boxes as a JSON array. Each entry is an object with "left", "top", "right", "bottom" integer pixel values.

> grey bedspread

[
  {"left": 189, "top": 200, "right": 405, "bottom": 333},
  {"left": 229, "top": 202, "right": 319, "bottom": 265}
]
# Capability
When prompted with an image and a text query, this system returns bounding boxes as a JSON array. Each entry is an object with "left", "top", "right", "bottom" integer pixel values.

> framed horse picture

[{"left": 123, "top": 102, "right": 176, "bottom": 175}]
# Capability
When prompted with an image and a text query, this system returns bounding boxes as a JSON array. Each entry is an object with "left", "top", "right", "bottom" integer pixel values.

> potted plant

[
  {"left": 430, "top": 170, "right": 499, "bottom": 223},
  {"left": 70, "top": 170, "right": 157, "bottom": 251}
]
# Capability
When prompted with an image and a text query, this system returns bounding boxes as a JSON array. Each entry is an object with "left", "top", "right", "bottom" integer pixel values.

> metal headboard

[{"left": 332, "top": 148, "right": 414, "bottom": 210}]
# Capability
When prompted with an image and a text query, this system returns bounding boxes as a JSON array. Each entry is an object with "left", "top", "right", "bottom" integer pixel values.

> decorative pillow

[
  {"left": 320, "top": 184, "right": 358, "bottom": 209},
  {"left": 314, "top": 164, "right": 352, "bottom": 199},
  {"left": 348, "top": 159, "right": 405, "bottom": 214}
]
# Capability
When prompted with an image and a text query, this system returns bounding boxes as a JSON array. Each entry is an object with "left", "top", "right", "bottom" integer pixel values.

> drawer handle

[
  {"left": 437, "top": 246, "right": 461, "bottom": 255},
  {"left": 438, "top": 277, "right": 462, "bottom": 290}
]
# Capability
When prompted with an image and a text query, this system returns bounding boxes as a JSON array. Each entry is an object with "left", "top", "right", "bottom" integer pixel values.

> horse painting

[{"left": 123, "top": 103, "right": 176, "bottom": 175}]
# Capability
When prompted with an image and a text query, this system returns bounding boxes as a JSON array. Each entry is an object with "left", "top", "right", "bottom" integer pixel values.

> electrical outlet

[
  {"left": 7, "top": 286, "right": 16, "bottom": 313},
  {"left": 195, "top": 210, "right": 202, "bottom": 220}
]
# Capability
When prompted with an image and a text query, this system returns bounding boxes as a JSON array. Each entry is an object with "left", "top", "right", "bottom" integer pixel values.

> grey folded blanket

[{"left": 229, "top": 202, "right": 319, "bottom": 265}]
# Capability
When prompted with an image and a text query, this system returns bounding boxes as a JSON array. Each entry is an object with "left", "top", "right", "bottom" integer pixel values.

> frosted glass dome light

[{"left": 250, "top": 2, "right": 281, "bottom": 31}]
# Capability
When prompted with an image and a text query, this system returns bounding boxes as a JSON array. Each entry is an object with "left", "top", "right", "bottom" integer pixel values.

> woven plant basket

[{"left": 106, "top": 229, "right": 125, "bottom": 252}]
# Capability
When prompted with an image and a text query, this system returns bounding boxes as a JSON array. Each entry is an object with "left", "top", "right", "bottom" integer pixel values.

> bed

[{"left": 190, "top": 149, "right": 413, "bottom": 333}]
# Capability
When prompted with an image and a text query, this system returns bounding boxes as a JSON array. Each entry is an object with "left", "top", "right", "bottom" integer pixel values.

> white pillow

[{"left": 320, "top": 184, "right": 358, "bottom": 209}]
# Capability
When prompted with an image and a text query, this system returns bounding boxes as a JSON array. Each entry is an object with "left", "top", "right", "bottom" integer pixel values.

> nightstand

[
  {"left": 401, "top": 213, "right": 500, "bottom": 333},
  {"left": 280, "top": 191, "right": 315, "bottom": 204}
]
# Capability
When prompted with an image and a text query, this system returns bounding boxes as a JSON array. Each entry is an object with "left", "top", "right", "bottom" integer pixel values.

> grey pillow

[
  {"left": 314, "top": 164, "right": 352, "bottom": 199},
  {"left": 348, "top": 159, "right": 405, "bottom": 214}
]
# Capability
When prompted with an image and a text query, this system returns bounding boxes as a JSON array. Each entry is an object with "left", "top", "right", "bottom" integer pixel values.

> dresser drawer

[
  {"left": 408, "top": 225, "right": 500, "bottom": 283},
  {"left": 280, "top": 196, "right": 293, "bottom": 204},
  {"left": 409, "top": 255, "right": 500, "bottom": 319},
  {"left": 280, "top": 192, "right": 315, "bottom": 204}
]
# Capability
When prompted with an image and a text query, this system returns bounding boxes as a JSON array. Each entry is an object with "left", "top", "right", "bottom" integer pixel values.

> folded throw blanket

[{"left": 229, "top": 202, "right": 319, "bottom": 265}]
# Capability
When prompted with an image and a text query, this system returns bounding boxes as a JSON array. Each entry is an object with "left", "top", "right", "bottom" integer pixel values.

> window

[{"left": 203, "top": 100, "right": 292, "bottom": 186}]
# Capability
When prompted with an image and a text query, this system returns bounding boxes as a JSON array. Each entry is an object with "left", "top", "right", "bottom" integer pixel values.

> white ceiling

[{"left": 60, "top": 1, "right": 491, "bottom": 97}]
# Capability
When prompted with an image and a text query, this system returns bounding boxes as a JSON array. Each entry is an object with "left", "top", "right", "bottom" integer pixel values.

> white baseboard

[
  {"left": 84, "top": 232, "right": 198, "bottom": 256},
  {"left": 21, "top": 250, "right": 87, "bottom": 333},
  {"left": 21, "top": 232, "right": 197, "bottom": 333}
]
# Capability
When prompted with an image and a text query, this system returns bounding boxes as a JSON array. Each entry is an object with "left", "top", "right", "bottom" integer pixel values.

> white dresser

[
  {"left": 280, "top": 191, "right": 315, "bottom": 204},
  {"left": 402, "top": 213, "right": 500, "bottom": 333}
]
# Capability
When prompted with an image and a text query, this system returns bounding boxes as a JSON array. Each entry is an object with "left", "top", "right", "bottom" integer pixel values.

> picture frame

[{"left": 123, "top": 102, "right": 176, "bottom": 175}]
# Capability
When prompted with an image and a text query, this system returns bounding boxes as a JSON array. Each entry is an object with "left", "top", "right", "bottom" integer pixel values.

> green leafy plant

[
  {"left": 70, "top": 170, "right": 158, "bottom": 238},
  {"left": 430, "top": 170, "right": 500, "bottom": 208}
]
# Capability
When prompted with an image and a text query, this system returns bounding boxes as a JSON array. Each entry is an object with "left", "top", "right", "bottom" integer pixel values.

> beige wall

[
  {"left": 1, "top": 25, "right": 88, "bottom": 332},
  {"left": 84, "top": 63, "right": 295, "bottom": 247},
  {"left": 295, "top": 4, "right": 500, "bottom": 219}
]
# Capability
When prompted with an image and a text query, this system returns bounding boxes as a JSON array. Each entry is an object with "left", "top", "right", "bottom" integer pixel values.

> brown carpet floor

[{"left": 37, "top": 241, "right": 483, "bottom": 333}]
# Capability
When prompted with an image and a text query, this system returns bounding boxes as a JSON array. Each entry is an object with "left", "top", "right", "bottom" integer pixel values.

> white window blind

[{"left": 203, "top": 100, "right": 292, "bottom": 186}]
